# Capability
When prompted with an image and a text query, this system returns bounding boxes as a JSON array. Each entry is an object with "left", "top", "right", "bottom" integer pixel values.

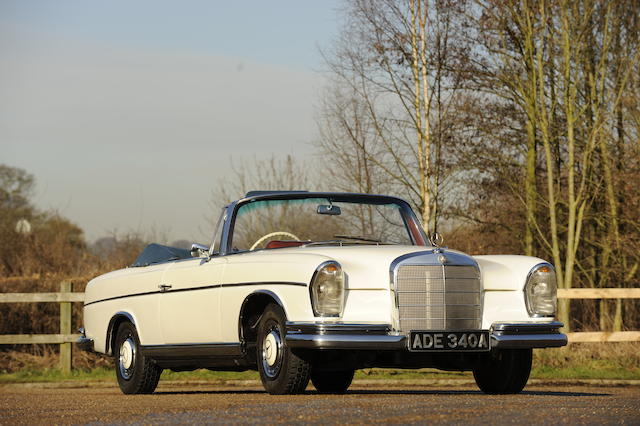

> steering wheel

[{"left": 250, "top": 231, "right": 301, "bottom": 251}]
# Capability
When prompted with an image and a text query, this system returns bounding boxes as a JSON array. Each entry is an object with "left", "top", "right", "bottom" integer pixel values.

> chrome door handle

[{"left": 158, "top": 284, "right": 172, "bottom": 292}]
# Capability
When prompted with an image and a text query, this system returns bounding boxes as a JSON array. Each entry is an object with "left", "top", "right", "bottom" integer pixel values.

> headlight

[
  {"left": 524, "top": 263, "right": 557, "bottom": 317},
  {"left": 310, "top": 261, "right": 345, "bottom": 317}
]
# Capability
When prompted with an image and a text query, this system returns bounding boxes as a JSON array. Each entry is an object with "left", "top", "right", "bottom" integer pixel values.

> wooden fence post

[{"left": 59, "top": 281, "right": 72, "bottom": 373}]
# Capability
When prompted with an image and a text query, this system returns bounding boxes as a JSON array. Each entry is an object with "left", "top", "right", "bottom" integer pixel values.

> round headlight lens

[
  {"left": 524, "top": 263, "right": 557, "bottom": 317},
  {"left": 310, "top": 261, "right": 345, "bottom": 317}
]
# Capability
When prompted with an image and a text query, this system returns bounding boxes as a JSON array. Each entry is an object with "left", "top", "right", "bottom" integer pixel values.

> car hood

[{"left": 236, "top": 245, "right": 473, "bottom": 290}]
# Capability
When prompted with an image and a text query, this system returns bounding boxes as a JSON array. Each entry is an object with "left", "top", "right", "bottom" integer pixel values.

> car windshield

[{"left": 230, "top": 197, "right": 417, "bottom": 252}]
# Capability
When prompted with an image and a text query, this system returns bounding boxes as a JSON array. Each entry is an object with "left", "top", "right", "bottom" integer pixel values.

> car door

[{"left": 158, "top": 255, "right": 228, "bottom": 344}]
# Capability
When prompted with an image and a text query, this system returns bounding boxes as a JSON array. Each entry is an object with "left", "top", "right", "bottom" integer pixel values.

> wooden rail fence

[
  {"left": 558, "top": 288, "right": 640, "bottom": 343},
  {"left": 0, "top": 283, "right": 638, "bottom": 372},
  {"left": 0, "top": 281, "right": 83, "bottom": 373}
]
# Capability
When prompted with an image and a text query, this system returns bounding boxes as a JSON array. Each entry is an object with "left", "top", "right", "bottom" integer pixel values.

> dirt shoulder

[
  {"left": 1, "top": 383, "right": 639, "bottom": 425},
  {"left": 2, "top": 377, "right": 639, "bottom": 390}
]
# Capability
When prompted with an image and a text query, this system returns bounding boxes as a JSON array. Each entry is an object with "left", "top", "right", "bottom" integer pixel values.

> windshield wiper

[
  {"left": 303, "top": 240, "right": 343, "bottom": 247},
  {"left": 334, "top": 235, "right": 382, "bottom": 243}
]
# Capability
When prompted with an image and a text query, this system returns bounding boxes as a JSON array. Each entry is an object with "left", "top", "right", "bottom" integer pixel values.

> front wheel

[
  {"left": 256, "top": 304, "right": 310, "bottom": 395},
  {"left": 114, "top": 322, "right": 162, "bottom": 394},
  {"left": 311, "top": 368, "right": 354, "bottom": 394},
  {"left": 473, "top": 348, "right": 532, "bottom": 394}
]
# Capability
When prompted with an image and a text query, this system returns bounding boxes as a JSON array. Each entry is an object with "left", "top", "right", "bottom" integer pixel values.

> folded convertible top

[{"left": 131, "top": 243, "right": 191, "bottom": 267}]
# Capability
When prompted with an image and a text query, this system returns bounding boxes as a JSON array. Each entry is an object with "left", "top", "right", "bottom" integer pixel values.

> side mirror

[{"left": 190, "top": 243, "right": 210, "bottom": 258}]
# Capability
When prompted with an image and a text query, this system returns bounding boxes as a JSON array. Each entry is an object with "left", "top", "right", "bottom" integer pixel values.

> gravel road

[{"left": 1, "top": 382, "right": 639, "bottom": 424}]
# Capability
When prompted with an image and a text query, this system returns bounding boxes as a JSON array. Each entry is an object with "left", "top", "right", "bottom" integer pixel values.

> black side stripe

[{"left": 83, "top": 281, "right": 307, "bottom": 307}]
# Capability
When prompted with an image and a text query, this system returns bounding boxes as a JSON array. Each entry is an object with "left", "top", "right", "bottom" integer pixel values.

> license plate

[{"left": 408, "top": 331, "right": 490, "bottom": 352}]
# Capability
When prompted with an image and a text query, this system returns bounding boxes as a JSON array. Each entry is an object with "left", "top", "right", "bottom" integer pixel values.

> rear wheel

[
  {"left": 473, "top": 348, "right": 532, "bottom": 394},
  {"left": 311, "top": 368, "right": 354, "bottom": 394},
  {"left": 114, "top": 322, "right": 162, "bottom": 394},
  {"left": 256, "top": 304, "right": 310, "bottom": 395}
]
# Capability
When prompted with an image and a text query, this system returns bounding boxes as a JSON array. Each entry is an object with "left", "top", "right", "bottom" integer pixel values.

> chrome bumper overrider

[
  {"left": 76, "top": 328, "right": 95, "bottom": 352},
  {"left": 490, "top": 321, "right": 567, "bottom": 348},
  {"left": 285, "top": 321, "right": 567, "bottom": 350}
]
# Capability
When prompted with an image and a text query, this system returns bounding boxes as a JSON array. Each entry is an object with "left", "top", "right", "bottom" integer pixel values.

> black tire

[
  {"left": 311, "top": 368, "right": 354, "bottom": 394},
  {"left": 256, "top": 304, "right": 310, "bottom": 395},
  {"left": 473, "top": 348, "right": 532, "bottom": 394},
  {"left": 114, "top": 322, "right": 162, "bottom": 394}
]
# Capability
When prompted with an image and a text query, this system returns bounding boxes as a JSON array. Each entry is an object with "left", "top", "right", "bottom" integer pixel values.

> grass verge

[{"left": 1, "top": 343, "right": 638, "bottom": 384}]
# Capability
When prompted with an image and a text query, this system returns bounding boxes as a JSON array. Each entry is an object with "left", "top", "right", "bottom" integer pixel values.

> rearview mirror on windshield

[{"left": 317, "top": 204, "right": 341, "bottom": 215}]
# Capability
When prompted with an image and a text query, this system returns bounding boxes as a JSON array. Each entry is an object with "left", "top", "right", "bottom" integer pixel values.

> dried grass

[
  {"left": 534, "top": 342, "right": 640, "bottom": 370},
  {"left": 0, "top": 349, "right": 111, "bottom": 374}
]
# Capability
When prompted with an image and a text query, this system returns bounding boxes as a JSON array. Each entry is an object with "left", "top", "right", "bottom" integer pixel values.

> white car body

[{"left": 79, "top": 191, "right": 566, "bottom": 395}]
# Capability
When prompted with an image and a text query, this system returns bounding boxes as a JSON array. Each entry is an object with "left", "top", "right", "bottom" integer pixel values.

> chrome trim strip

[
  {"left": 84, "top": 281, "right": 307, "bottom": 307},
  {"left": 491, "top": 334, "right": 568, "bottom": 349},
  {"left": 85, "top": 290, "right": 158, "bottom": 307},
  {"left": 400, "top": 317, "right": 480, "bottom": 320},
  {"left": 285, "top": 322, "right": 403, "bottom": 349},
  {"left": 399, "top": 290, "right": 482, "bottom": 294},
  {"left": 397, "top": 304, "right": 481, "bottom": 307},
  {"left": 208, "top": 207, "right": 227, "bottom": 257},
  {"left": 491, "top": 321, "right": 563, "bottom": 334},
  {"left": 238, "top": 290, "right": 286, "bottom": 349},
  {"left": 490, "top": 321, "right": 567, "bottom": 348},
  {"left": 220, "top": 202, "right": 237, "bottom": 256},
  {"left": 140, "top": 343, "right": 242, "bottom": 359},
  {"left": 286, "top": 322, "right": 391, "bottom": 335},
  {"left": 286, "top": 334, "right": 406, "bottom": 350},
  {"left": 105, "top": 311, "right": 136, "bottom": 356}
]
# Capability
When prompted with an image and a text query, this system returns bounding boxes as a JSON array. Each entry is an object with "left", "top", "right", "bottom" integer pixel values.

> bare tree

[
  {"left": 467, "top": 0, "right": 640, "bottom": 330},
  {"left": 318, "top": 0, "right": 639, "bottom": 331},
  {"left": 316, "top": 0, "right": 471, "bottom": 233},
  {"left": 210, "top": 154, "right": 314, "bottom": 210}
]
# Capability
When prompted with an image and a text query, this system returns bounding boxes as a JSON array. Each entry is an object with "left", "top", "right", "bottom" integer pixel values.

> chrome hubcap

[
  {"left": 264, "top": 333, "right": 278, "bottom": 366},
  {"left": 119, "top": 337, "right": 136, "bottom": 380},
  {"left": 261, "top": 327, "right": 282, "bottom": 378}
]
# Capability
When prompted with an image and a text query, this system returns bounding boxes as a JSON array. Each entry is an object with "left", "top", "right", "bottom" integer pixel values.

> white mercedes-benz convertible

[{"left": 79, "top": 191, "right": 566, "bottom": 395}]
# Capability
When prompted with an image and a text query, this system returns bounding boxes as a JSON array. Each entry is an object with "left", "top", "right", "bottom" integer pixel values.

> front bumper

[
  {"left": 286, "top": 323, "right": 406, "bottom": 350},
  {"left": 285, "top": 321, "right": 567, "bottom": 350}
]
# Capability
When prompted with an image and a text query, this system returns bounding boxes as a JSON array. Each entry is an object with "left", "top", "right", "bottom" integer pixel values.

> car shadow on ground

[
  {"left": 342, "top": 389, "right": 610, "bottom": 397},
  {"left": 154, "top": 389, "right": 610, "bottom": 397},
  {"left": 155, "top": 390, "right": 265, "bottom": 395}
]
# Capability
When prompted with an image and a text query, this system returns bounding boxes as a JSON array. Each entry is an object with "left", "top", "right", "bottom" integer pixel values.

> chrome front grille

[{"left": 395, "top": 264, "right": 482, "bottom": 331}]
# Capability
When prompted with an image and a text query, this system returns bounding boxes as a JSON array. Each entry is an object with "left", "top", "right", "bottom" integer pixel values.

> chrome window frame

[{"left": 220, "top": 192, "right": 427, "bottom": 257}]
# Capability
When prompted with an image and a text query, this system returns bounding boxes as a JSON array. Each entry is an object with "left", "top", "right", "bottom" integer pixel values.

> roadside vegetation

[{"left": 1, "top": 344, "right": 638, "bottom": 384}]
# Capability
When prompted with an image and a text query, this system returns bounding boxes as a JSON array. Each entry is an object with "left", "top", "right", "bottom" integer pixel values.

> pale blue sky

[
  {"left": 1, "top": 0, "right": 342, "bottom": 243},
  {"left": 1, "top": 1, "right": 339, "bottom": 69}
]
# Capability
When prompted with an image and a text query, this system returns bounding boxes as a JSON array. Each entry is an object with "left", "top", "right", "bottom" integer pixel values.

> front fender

[
  {"left": 474, "top": 255, "right": 556, "bottom": 327},
  {"left": 474, "top": 255, "right": 549, "bottom": 291},
  {"left": 105, "top": 311, "right": 137, "bottom": 356}
]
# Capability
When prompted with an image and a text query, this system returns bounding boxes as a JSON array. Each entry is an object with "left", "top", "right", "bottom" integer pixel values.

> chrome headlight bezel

[
  {"left": 524, "top": 262, "right": 557, "bottom": 317},
  {"left": 309, "top": 261, "right": 345, "bottom": 317}
]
